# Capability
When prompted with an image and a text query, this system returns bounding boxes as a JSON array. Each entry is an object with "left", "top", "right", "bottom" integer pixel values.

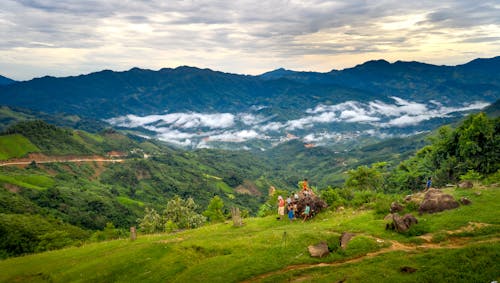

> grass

[
  {"left": 0, "top": 187, "right": 498, "bottom": 282},
  {"left": 0, "top": 173, "right": 54, "bottom": 191},
  {"left": 0, "top": 134, "right": 40, "bottom": 160},
  {"left": 117, "top": 196, "right": 145, "bottom": 207}
]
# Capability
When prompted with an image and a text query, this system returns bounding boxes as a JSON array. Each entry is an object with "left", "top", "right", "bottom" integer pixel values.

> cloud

[
  {"left": 106, "top": 98, "right": 490, "bottom": 148},
  {"left": 1, "top": 0, "right": 499, "bottom": 80},
  {"left": 107, "top": 112, "right": 235, "bottom": 129}
]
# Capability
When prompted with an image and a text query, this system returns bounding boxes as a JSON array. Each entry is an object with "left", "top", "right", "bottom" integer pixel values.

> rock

[
  {"left": 404, "top": 195, "right": 412, "bottom": 202},
  {"left": 460, "top": 197, "right": 472, "bottom": 205},
  {"left": 388, "top": 213, "right": 418, "bottom": 232},
  {"left": 384, "top": 213, "right": 394, "bottom": 221},
  {"left": 419, "top": 188, "right": 459, "bottom": 214},
  {"left": 458, "top": 181, "right": 473, "bottom": 188},
  {"left": 339, "top": 232, "right": 356, "bottom": 249},
  {"left": 390, "top": 202, "right": 404, "bottom": 213},
  {"left": 308, "top": 241, "right": 330, "bottom": 258},
  {"left": 474, "top": 191, "right": 482, "bottom": 196},
  {"left": 400, "top": 266, "right": 417, "bottom": 273}
]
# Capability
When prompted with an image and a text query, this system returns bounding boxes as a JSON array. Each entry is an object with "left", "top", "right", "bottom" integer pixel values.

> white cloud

[
  {"left": 207, "top": 130, "right": 262, "bottom": 142},
  {"left": 2, "top": 1, "right": 500, "bottom": 80},
  {"left": 106, "top": 99, "right": 490, "bottom": 148}
]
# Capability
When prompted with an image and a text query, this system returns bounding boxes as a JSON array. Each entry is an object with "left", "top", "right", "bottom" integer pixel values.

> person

[
  {"left": 294, "top": 192, "right": 299, "bottom": 202},
  {"left": 426, "top": 177, "right": 432, "bottom": 190},
  {"left": 277, "top": 195, "right": 285, "bottom": 220},
  {"left": 302, "top": 178, "right": 309, "bottom": 191},
  {"left": 301, "top": 178, "right": 310, "bottom": 197},
  {"left": 302, "top": 203, "right": 311, "bottom": 222},
  {"left": 287, "top": 203, "right": 295, "bottom": 222},
  {"left": 286, "top": 195, "right": 292, "bottom": 205}
]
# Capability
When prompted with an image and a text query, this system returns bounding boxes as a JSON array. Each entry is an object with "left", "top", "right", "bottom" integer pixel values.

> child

[
  {"left": 302, "top": 203, "right": 311, "bottom": 222},
  {"left": 287, "top": 203, "right": 295, "bottom": 222}
]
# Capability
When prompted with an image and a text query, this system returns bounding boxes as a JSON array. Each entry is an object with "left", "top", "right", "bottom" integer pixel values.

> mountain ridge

[{"left": 0, "top": 56, "right": 498, "bottom": 149}]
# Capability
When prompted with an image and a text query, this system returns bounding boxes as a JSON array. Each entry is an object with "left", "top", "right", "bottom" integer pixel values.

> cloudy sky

[{"left": 1, "top": 0, "right": 499, "bottom": 80}]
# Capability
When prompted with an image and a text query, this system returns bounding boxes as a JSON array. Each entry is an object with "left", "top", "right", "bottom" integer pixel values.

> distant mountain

[
  {"left": 0, "top": 57, "right": 498, "bottom": 149},
  {"left": 0, "top": 75, "right": 15, "bottom": 86}
]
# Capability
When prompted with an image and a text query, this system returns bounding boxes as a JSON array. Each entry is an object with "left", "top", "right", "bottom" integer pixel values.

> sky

[{"left": 1, "top": 0, "right": 500, "bottom": 81}]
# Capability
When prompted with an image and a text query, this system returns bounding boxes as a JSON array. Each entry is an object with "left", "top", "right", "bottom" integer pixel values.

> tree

[
  {"left": 203, "top": 196, "right": 226, "bottom": 223},
  {"left": 163, "top": 196, "right": 206, "bottom": 229},
  {"left": 138, "top": 207, "right": 163, "bottom": 234},
  {"left": 345, "top": 164, "right": 384, "bottom": 191}
]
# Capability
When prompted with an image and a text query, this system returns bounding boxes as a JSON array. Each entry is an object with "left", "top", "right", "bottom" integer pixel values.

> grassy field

[
  {"left": 0, "top": 134, "right": 40, "bottom": 160},
  {"left": 0, "top": 186, "right": 498, "bottom": 282}
]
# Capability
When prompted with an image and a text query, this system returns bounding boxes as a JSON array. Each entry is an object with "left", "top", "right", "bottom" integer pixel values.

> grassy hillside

[
  {"left": 0, "top": 134, "right": 40, "bottom": 160},
  {"left": 0, "top": 186, "right": 498, "bottom": 282}
]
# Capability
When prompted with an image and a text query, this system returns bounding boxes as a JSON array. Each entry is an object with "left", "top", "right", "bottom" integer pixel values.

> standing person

[
  {"left": 287, "top": 203, "right": 295, "bottom": 222},
  {"left": 286, "top": 195, "right": 292, "bottom": 206},
  {"left": 302, "top": 203, "right": 311, "bottom": 222},
  {"left": 301, "top": 178, "right": 310, "bottom": 196},
  {"left": 426, "top": 177, "right": 432, "bottom": 190},
  {"left": 277, "top": 196, "right": 285, "bottom": 220}
]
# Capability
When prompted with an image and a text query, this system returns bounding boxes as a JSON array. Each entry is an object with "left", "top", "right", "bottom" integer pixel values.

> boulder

[
  {"left": 390, "top": 202, "right": 404, "bottom": 213},
  {"left": 459, "top": 197, "right": 472, "bottom": 205},
  {"left": 339, "top": 232, "right": 356, "bottom": 249},
  {"left": 308, "top": 241, "right": 329, "bottom": 258},
  {"left": 387, "top": 213, "right": 418, "bottom": 232},
  {"left": 458, "top": 181, "right": 473, "bottom": 188},
  {"left": 419, "top": 189, "right": 459, "bottom": 214}
]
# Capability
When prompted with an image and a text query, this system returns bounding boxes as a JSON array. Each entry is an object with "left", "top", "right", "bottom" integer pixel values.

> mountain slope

[{"left": 0, "top": 75, "right": 15, "bottom": 86}]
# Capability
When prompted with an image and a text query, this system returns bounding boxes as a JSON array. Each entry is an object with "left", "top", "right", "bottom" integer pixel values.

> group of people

[
  {"left": 277, "top": 178, "right": 313, "bottom": 222},
  {"left": 277, "top": 195, "right": 310, "bottom": 222}
]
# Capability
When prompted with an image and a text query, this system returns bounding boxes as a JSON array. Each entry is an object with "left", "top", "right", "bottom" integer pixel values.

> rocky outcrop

[
  {"left": 386, "top": 213, "right": 418, "bottom": 232},
  {"left": 419, "top": 189, "right": 459, "bottom": 214},
  {"left": 390, "top": 202, "right": 404, "bottom": 213},
  {"left": 340, "top": 232, "right": 356, "bottom": 249},
  {"left": 458, "top": 181, "right": 473, "bottom": 188},
  {"left": 459, "top": 197, "right": 472, "bottom": 205},
  {"left": 308, "top": 241, "right": 329, "bottom": 258}
]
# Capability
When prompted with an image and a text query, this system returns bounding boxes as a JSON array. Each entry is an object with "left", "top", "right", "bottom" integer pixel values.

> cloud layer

[
  {"left": 1, "top": 1, "right": 499, "bottom": 80},
  {"left": 106, "top": 97, "right": 489, "bottom": 148}
]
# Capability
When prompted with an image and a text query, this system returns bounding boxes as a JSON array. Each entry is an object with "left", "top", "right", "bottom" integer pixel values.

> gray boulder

[{"left": 308, "top": 241, "right": 329, "bottom": 258}]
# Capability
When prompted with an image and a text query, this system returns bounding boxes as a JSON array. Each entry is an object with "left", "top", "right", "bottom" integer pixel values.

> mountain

[
  {"left": 0, "top": 57, "right": 498, "bottom": 149},
  {"left": 0, "top": 75, "right": 15, "bottom": 86}
]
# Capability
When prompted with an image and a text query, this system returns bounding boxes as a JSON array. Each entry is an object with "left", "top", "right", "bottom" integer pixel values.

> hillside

[
  {"left": 0, "top": 75, "right": 15, "bottom": 86},
  {"left": 0, "top": 186, "right": 498, "bottom": 282}
]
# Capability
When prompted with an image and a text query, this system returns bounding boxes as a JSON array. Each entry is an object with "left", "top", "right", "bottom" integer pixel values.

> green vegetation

[
  {"left": 0, "top": 186, "right": 498, "bottom": 282},
  {"left": 0, "top": 134, "right": 40, "bottom": 160}
]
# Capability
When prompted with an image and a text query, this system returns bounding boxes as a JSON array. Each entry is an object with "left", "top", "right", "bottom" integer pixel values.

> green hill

[
  {"left": 0, "top": 186, "right": 498, "bottom": 282},
  {"left": 0, "top": 134, "right": 40, "bottom": 160}
]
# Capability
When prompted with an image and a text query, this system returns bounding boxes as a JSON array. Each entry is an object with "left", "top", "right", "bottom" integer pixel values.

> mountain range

[{"left": 0, "top": 57, "right": 498, "bottom": 149}]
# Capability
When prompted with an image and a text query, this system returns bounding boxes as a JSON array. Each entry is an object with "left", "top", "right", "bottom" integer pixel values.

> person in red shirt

[{"left": 277, "top": 196, "right": 285, "bottom": 220}]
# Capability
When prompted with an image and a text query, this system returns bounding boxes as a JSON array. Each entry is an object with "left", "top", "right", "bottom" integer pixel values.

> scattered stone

[
  {"left": 460, "top": 197, "right": 472, "bottom": 205},
  {"left": 474, "top": 191, "right": 482, "bottom": 196},
  {"left": 390, "top": 202, "right": 404, "bottom": 213},
  {"left": 308, "top": 241, "right": 330, "bottom": 258},
  {"left": 400, "top": 266, "right": 417, "bottom": 273},
  {"left": 419, "top": 188, "right": 459, "bottom": 214},
  {"left": 458, "top": 181, "right": 473, "bottom": 189},
  {"left": 340, "top": 232, "right": 356, "bottom": 249},
  {"left": 404, "top": 195, "right": 412, "bottom": 202}
]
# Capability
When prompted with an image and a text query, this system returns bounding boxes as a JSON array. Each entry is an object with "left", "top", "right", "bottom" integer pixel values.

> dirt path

[
  {"left": 242, "top": 236, "right": 499, "bottom": 283},
  {"left": 0, "top": 156, "right": 124, "bottom": 167}
]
